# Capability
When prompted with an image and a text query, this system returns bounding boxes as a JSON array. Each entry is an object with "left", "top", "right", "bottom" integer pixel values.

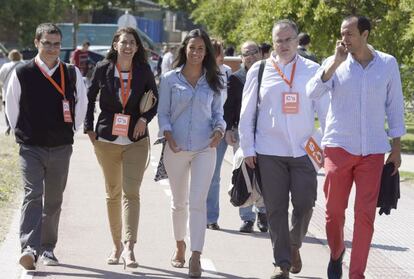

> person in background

[
  {"left": 206, "top": 39, "right": 232, "bottom": 230},
  {"left": 158, "top": 29, "right": 225, "bottom": 278},
  {"left": 297, "top": 33, "right": 318, "bottom": 63},
  {"left": 239, "top": 19, "right": 328, "bottom": 278},
  {"left": 259, "top": 42, "right": 272, "bottom": 59},
  {"left": 224, "top": 40, "right": 268, "bottom": 234},
  {"left": 224, "top": 45, "right": 235, "bottom": 56},
  {"left": 161, "top": 45, "right": 177, "bottom": 75},
  {"left": 84, "top": 27, "right": 158, "bottom": 269},
  {"left": 70, "top": 41, "right": 90, "bottom": 77},
  {"left": 156, "top": 44, "right": 168, "bottom": 77},
  {"left": 0, "top": 49, "right": 24, "bottom": 135},
  {"left": 5, "top": 23, "right": 87, "bottom": 270},
  {"left": 307, "top": 15, "right": 405, "bottom": 279}
]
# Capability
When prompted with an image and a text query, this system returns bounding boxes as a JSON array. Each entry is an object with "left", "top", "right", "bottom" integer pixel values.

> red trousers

[{"left": 324, "top": 147, "right": 384, "bottom": 279}]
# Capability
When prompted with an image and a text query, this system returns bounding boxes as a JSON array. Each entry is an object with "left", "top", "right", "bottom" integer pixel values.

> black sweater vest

[{"left": 15, "top": 60, "right": 76, "bottom": 147}]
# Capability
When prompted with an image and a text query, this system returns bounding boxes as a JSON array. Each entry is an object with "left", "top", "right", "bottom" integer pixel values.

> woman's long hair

[
  {"left": 173, "top": 29, "right": 222, "bottom": 93},
  {"left": 106, "top": 27, "right": 147, "bottom": 65}
]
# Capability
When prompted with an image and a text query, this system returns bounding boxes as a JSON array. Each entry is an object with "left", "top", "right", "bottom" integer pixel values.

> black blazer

[
  {"left": 84, "top": 60, "right": 158, "bottom": 142},
  {"left": 223, "top": 66, "right": 247, "bottom": 131}
]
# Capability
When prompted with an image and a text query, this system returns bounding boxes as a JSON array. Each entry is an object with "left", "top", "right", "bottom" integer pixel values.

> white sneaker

[
  {"left": 19, "top": 247, "right": 36, "bottom": 270},
  {"left": 41, "top": 250, "right": 59, "bottom": 266}
]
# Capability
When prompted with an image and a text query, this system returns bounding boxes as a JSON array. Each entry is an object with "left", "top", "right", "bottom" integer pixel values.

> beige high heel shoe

[
  {"left": 188, "top": 254, "right": 202, "bottom": 278},
  {"left": 171, "top": 241, "right": 186, "bottom": 268},
  {"left": 106, "top": 243, "right": 123, "bottom": 265},
  {"left": 122, "top": 249, "right": 139, "bottom": 269}
]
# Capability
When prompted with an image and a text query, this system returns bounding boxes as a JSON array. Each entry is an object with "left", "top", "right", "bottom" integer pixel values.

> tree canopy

[{"left": 157, "top": 0, "right": 414, "bottom": 103}]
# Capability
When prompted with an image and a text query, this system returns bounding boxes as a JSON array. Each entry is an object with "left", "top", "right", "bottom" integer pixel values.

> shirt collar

[
  {"left": 270, "top": 52, "right": 299, "bottom": 67},
  {"left": 175, "top": 65, "right": 207, "bottom": 84},
  {"left": 348, "top": 45, "right": 378, "bottom": 67},
  {"left": 35, "top": 55, "right": 61, "bottom": 74}
]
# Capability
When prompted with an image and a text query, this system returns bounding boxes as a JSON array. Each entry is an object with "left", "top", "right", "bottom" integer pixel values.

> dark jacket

[
  {"left": 377, "top": 162, "right": 400, "bottom": 215},
  {"left": 223, "top": 66, "right": 247, "bottom": 131},
  {"left": 84, "top": 60, "right": 158, "bottom": 142},
  {"left": 297, "top": 46, "right": 318, "bottom": 63}
]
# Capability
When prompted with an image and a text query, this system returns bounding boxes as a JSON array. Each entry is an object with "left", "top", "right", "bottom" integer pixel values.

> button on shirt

[
  {"left": 239, "top": 54, "right": 329, "bottom": 158},
  {"left": 306, "top": 50, "right": 406, "bottom": 156},
  {"left": 158, "top": 67, "right": 226, "bottom": 152}
]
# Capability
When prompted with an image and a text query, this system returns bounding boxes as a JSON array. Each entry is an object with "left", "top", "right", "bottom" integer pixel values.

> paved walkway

[{"left": 0, "top": 112, "right": 413, "bottom": 278}]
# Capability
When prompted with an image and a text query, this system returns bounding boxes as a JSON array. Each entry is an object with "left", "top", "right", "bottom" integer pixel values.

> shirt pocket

[{"left": 171, "top": 84, "right": 192, "bottom": 110}]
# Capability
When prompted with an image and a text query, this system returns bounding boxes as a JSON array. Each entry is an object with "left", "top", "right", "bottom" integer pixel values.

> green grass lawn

[
  {"left": 0, "top": 135, "right": 21, "bottom": 242},
  {"left": 401, "top": 119, "right": 414, "bottom": 154}
]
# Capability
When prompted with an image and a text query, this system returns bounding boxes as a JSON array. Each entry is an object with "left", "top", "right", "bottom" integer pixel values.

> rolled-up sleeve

[
  {"left": 211, "top": 90, "right": 226, "bottom": 133},
  {"left": 239, "top": 64, "right": 259, "bottom": 157},
  {"left": 386, "top": 58, "right": 406, "bottom": 138},
  {"left": 157, "top": 74, "right": 172, "bottom": 135},
  {"left": 306, "top": 59, "right": 335, "bottom": 100}
]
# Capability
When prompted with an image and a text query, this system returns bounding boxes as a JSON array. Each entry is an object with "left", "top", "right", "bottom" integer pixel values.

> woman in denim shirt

[{"left": 158, "top": 29, "right": 225, "bottom": 278}]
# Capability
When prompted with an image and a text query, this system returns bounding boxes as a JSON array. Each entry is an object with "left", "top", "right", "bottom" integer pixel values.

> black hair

[
  {"left": 224, "top": 46, "right": 235, "bottom": 56},
  {"left": 259, "top": 42, "right": 272, "bottom": 54},
  {"left": 35, "top": 23, "right": 62, "bottom": 40},
  {"left": 343, "top": 15, "right": 371, "bottom": 35},
  {"left": 106, "top": 27, "right": 147, "bottom": 65},
  {"left": 298, "top": 33, "right": 311, "bottom": 46},
  {"left": 174, "top": 29, "right": 222, "bottom": 93}
]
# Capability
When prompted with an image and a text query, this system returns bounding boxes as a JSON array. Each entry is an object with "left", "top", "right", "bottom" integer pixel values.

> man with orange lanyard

[
  {"left": 5, "top": 23, "right": 87, "bottom": 270},
  {"left": 239, "top": 19, "right": 329, "bottom": 279}
]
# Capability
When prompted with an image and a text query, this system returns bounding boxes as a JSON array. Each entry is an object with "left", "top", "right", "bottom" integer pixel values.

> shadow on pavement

[
  {"left": 29, "top": 263, "right": 261, "bottom": 279},
  {"left": 302, "top": 235, "right": 409, "bottom": 252}
]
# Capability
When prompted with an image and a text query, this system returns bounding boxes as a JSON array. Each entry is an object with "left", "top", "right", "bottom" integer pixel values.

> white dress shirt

[
  {"left": 306, "top": 49, "right": 406, "bottom": 156},
  {"left": 239, "top": 54, "right": 329, "bottom": 158},
  {"left": 219, "top": 64, "right": 232, "bottom": 105},
  {"left": 5, "top": 55, "right": 88, "bottom": 132}
]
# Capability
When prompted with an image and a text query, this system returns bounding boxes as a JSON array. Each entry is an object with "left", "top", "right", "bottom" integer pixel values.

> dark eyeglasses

[
  {"left": 40, "top": 40, "right": 61, "bottom": 49},
  {"left": 241, "top": 49, "right": 259, "bottom": 57}
]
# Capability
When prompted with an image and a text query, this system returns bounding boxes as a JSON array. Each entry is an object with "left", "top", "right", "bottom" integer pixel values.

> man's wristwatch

[{"left": 139, "top": 117, "right": 147, "bottom": 123}]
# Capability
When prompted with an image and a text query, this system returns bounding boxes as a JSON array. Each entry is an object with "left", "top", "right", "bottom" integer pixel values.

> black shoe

[
  {"left": 327, "top": 249, "right": 345, "bottom": 279},
  {"left": 239, "top": 221, "right": 254, "bottom": 233},
  {"left": 257, "top": 212, "right": 268, "bottom": 232},
  {"left": 207, "top": 223, "right": 220, "bottom": 230}
]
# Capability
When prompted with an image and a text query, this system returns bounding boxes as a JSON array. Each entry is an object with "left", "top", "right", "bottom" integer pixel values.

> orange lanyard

[
  {"left": 271, "top": 59, "right": 297, "bottom": 89},
  {"left": 36, "top": 61, "right": 66, "bottom": 99},
  {"left": 115, "top": 64, "right": 132, "bottom": 112}
]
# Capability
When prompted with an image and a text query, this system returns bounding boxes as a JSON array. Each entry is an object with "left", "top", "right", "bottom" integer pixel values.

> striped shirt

[{"left": 306, "top": 49, "right": 406, "bottom": 156}]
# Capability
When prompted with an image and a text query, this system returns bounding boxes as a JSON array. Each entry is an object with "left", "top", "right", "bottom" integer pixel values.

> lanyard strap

[
  {"left": 115, "top": 64, "right": 132, "bottom": 111},
  {"left": 36, "top": 61, "right": 66, "bottom": 99},
  {"left": 271, "top": 59, "right": 297, "bottom": 89}
]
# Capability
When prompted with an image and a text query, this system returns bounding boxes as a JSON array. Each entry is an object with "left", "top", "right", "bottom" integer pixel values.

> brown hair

[{"left": 8, "top": 49, "right": 22, "bottom": 61}]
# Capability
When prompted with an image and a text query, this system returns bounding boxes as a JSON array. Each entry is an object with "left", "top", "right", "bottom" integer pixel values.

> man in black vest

[
  {"left": 223, "top": 41, "right": 268, "bottom": 234},
  {"left": 5, "top": 23, "right": 87, "bottom": 270}
]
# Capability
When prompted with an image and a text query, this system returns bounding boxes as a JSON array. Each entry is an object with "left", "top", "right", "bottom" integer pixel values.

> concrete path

[{"left": 0, "top": 112, "right": 413, "bottom": 278}]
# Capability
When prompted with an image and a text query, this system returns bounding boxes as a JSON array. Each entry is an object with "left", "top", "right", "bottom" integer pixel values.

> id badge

[
  {"left": 304, "top": 137, "right": 323, "bottom": 169},
  {"left": 112, "top": 113, "right": 130, "bottom": 136},
  {"left": 62, "top": 100, "right": 73, "bottom": 123},
  {"left": 282, "top": 92, "right": 299, "bottom": 114}
]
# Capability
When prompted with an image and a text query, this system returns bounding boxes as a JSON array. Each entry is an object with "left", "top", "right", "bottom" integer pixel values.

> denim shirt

[{"left": 158, "top": 66, "right": 226, "bottom": 151}]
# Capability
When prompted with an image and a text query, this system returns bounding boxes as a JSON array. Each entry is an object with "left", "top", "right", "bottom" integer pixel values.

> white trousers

[{"left": 163, "top": 145, "right": 216, "bottom": 252}]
